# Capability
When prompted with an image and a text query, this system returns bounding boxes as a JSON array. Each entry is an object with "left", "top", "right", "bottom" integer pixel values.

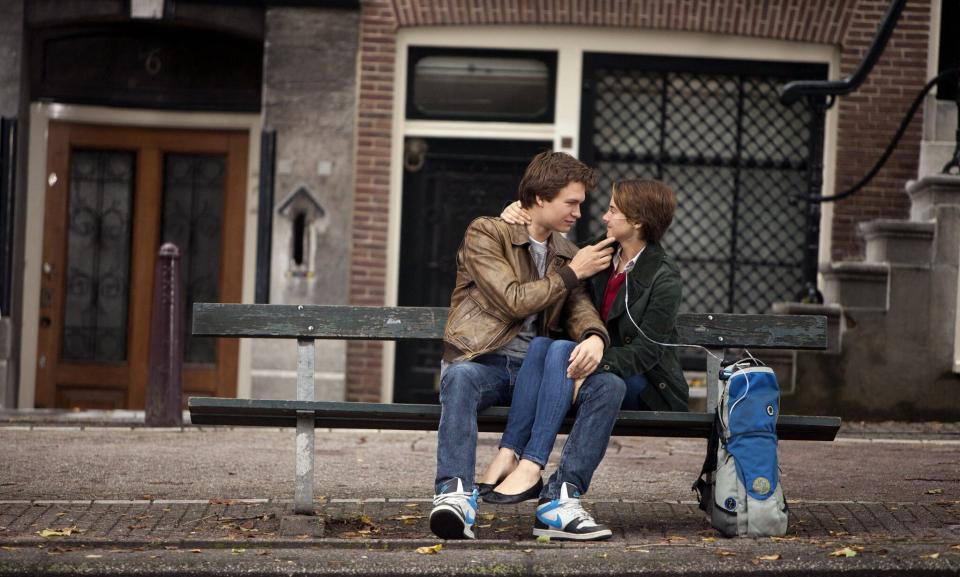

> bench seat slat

[
  {"left": 188, "top": 397, "right": 840, "bottom": 442},
  {"left": 193, "top": 304, "right": 827, "bottom": 349}
]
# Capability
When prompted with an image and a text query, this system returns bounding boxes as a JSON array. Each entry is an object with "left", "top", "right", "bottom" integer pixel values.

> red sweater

[{"left": 600, "top": 267, "right": 626, "bottom": 320}]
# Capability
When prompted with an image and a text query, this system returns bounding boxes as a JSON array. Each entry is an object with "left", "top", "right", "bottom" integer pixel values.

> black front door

[{"left": 394, "top": 137, "right": 551, "bottom": 404}]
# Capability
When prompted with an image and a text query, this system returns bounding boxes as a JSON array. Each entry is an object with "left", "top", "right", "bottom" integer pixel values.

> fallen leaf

[
  {"left": 523, "top": 549, "right": 533, "bottom": 553},
  {"left": 232, "top": 548, "right": 246, "bottom": 555},
  {"left": 951, "top": 544, "right": 960, "bottom": 550},
  {"left": 921, "top": 553, "right": 940, "bottom": 559},
  {"left": 141, "top": 495, "right": 153, "bottom": 501},
  {"left": 926, "top": 489, "right": 945, "bottom": 495},
  {"left": 1, "top": 547, "right": 17, "bottom": 552},
  {"left": 701, "top": 537, "right": 717, "bottom": 543},
  {"left": 415, "top": 544, "right": 442, "bottom": 555},
  {"left": 358, "top": 515, "right": 375, "bottom": 527},
  {"left": 756, "top": 553, "right": 781, "bottom": 561},
  {"left": 536, "top": 535, "right": 550, "bottom": 544},
  {"left": 770, "top": 536, "right": 798, "bottom": 542},
  {"left": 85, "top": 554, "right": 102, "bottom": 559},
  {"left": 190, "top": 549, "right": 202, "bottom": 554},
  {"left": 479, "top": 513, "right": 496, "bottom": 522},
  {"left": 829, "top": 547, "right": 857, "bottom": 558},
  {"left": 715, "top": 550, "right": 736, "bottom": 557},
  {"left": 37, "top": 527, "right": 82, "bottom": 537}
]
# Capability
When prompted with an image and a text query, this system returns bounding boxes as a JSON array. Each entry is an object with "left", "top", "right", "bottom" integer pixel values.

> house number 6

[{"left": 145, "top": 49, "right": 163, "bottom": 75}]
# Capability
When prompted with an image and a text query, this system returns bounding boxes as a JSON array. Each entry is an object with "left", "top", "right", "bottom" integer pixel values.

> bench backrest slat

[{"left": 193, "top": 303, "right": 827, "bottom": 349}]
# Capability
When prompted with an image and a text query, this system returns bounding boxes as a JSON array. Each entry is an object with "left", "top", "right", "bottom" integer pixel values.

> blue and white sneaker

[
  {"left": 534, "top": 482, "right": 612, "bottom": 541},
  {"left": 430, "top": 477, "right": 478, "bottom": 540}
]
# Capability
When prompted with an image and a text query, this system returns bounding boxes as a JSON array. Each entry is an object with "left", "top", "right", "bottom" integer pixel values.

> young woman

[{"left": 478, "top": 179, "right": 688, "bottom": 503}]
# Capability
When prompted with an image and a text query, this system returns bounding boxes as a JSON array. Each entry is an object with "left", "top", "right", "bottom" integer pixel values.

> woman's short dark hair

[
  {"left": 612, "top": 179, "right": 677, "bottom": 244},
  {"left": 518, "top": 151, "right": 599, "bottom": 208}
]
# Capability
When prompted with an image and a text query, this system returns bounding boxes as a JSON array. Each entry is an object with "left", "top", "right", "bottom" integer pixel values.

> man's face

[{"left": 532, "top": 181, "right": 586, "bottom": 234}]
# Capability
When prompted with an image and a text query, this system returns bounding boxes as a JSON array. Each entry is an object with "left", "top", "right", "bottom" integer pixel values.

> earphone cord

[{"left": 623, "top": 271, "right": 725, "bottom": 363}]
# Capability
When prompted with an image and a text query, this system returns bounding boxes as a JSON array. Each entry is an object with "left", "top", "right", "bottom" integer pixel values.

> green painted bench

[{"left": 188, "top": 303, "right": 840, "bottom": 513}]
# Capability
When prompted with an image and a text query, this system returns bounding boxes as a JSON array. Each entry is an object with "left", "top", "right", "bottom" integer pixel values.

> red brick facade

[{"left": 346, "top": 0, "right": 930, "bottom": 401}]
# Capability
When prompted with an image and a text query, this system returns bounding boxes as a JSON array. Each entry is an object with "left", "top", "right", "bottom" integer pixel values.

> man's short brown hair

[
  {"left": 518, "top": 151, "right": 599, "bottom": 208},
  {"left": 612, "top": 179, "right": 677, "bottom": 244}
]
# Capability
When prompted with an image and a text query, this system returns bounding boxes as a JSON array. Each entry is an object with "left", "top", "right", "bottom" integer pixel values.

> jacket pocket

[{"left": 445, "top": 292, "right": 512, "bottom": 354}]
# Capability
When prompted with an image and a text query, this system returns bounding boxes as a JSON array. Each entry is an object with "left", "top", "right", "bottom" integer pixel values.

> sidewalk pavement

[{"left": 0, "top": 413, "right": 958, "bottom": 575}]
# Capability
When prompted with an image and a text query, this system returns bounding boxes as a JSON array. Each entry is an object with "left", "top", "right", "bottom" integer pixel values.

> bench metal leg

[
  {"left": 294, "top": 338, "right": 316, "bottom": 515},
  {"left": 705, "top": 348, "right": 723, "bottom": 414}
]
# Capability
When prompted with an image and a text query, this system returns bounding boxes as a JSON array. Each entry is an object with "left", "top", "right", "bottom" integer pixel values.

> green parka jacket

[{"left": 584, "top": 238, "right": 689, "bottom": 412}]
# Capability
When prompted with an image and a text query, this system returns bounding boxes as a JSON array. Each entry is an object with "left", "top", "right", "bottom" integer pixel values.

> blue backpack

[{"left": 693, "top": 365, "right": 788, "bottom": 537}]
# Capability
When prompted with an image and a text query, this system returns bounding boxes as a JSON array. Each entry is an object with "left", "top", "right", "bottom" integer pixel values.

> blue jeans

[
  {"left": 435, "top": 354, "right": 521, "bottom": 493},
  {"left": 436, "top": 347, "right": 626, "bottom": 500},
  {"left": 500, "top": 337, "right": 577, "bottom": 468}
]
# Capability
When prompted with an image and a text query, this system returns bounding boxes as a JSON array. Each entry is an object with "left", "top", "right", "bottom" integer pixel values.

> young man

[{"left": 430, "top": 151, "right": 626, "bottom": 541}]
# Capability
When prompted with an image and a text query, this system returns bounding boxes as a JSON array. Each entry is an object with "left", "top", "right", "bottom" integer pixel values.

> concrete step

[
  {"left": 907, "top": 174, "right": 960, "bottom": 221},
  {"left": 820, "top": 261, "right": 888, "bottom": 310},
  {"left": 858, "top": 219, "right": 934, "bottom": 265}
]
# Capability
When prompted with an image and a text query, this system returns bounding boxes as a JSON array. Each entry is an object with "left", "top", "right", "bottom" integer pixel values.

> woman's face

[{"left": 602, "top": 195, "right": 641, "bottom": 242}]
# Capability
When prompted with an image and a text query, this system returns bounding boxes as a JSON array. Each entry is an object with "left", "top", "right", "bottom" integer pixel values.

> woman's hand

[
  {"left": 567, "top": 334, "right": 604, "bottom": 379},
  {"left": 500, "top": 201, "right": 531, "bottom": 225}
]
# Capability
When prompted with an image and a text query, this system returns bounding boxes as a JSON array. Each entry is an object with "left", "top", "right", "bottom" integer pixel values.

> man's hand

[
  {"left": 568, "top": 237, "right": 616, "bottom": 279},
  {"left": 567, "top": 334, "right": 605, "bottom": 379},
  {"left": 500, "top": 201, "right": 532, "bottom": 225}
]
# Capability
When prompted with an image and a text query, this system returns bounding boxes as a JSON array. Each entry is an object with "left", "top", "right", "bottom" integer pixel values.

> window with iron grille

[{"left": 579, "top": 54, "right": 828, "bottom": 314}]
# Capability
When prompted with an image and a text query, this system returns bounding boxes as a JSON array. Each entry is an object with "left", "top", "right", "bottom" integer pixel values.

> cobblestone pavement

[
  {"left": 1, "top": 423, "right": 959, "bottom": 574},
  {"left": 0, "top": 498, "right": 958, "bottom": 544}
]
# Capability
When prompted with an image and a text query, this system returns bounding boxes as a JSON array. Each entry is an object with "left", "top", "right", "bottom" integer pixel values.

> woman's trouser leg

[
  {"left": 520, "top": 339, "right": 577, "bottom": 467},
  {"left": 499, "top": 337, "right": 552, "bottom": 456}
]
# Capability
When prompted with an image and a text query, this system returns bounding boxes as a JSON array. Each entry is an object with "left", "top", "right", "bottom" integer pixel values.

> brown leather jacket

[{"left": 443, "top": 217, "right": 609, "bottom": 363}]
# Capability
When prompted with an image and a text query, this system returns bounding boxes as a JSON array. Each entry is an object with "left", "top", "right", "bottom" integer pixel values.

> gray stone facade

[
  {"left": 252, "top": 7, "right": 359, "bottom": 401},
  {"left": 782, "top": 176, "right": 960, "bottom": 420}
]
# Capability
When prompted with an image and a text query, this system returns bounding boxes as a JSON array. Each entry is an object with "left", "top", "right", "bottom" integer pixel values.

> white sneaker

[
  {"left": 534, "top": 482, "right": 612, "bottom": 541},
  {"left": 430, "top": 477, "right": 478, "bottom": 540}
]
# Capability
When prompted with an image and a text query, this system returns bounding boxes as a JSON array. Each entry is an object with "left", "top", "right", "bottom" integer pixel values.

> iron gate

[{"left": 579, "top": 54, "right": 827, "bottom": 314}]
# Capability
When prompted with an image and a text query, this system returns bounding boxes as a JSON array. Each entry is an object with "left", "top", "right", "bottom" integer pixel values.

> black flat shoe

[
  {"left": 477, "top": 483, "right": 496, "bottom": 497},
  {"left": 483, "top": 478, "right": 543, "bottom": 504}
]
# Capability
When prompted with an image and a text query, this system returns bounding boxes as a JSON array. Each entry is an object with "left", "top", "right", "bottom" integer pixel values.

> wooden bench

[{"left": 188, "top": 303, "right": 840, "bottom": 514}]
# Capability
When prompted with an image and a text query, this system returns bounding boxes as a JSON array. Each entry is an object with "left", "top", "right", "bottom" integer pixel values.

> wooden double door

[{"left": 36, "top": 122, "right": 247, "bottom": 409}]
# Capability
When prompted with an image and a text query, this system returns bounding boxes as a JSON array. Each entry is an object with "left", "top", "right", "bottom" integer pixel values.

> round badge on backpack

[
  {"left": 724, "top": 497, "right": 737, "bottom": 511},
  {"left": 752, "top": 476, "right": 771, "bottom": 495}
]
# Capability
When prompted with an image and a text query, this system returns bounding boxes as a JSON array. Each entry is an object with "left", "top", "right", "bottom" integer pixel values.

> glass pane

[
  {"left": 162, "top": 153, "right": 224, "bottom": 365},
  {"left": 62, "top": 150, "right": 135, "bottom": 362},
  {"left": 413, "top": 55, "right": 551, "bottom": 120}
]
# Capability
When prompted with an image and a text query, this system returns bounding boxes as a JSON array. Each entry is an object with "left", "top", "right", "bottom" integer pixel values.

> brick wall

[
  {"left": 346, "top": 0, "right": 931, "bottom": 401},
  {"left": 832, "top": 0, "right": 930, "bottom": 260}
]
